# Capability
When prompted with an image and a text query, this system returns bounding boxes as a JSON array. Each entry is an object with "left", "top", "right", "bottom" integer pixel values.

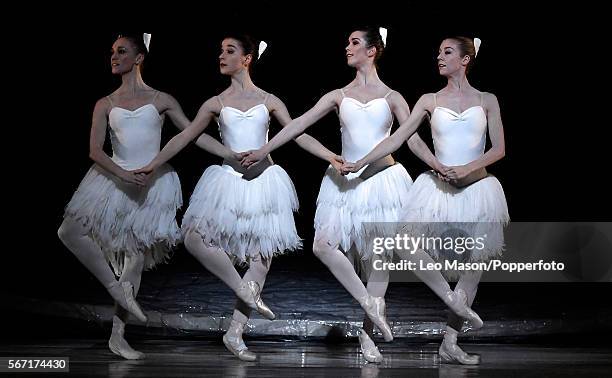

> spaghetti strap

[
  {"left": 217, "top": 96, "right": 224, "bottom": 108},
  {"left": 384, "top": 89, "right": 394, "bottom": 98},
  {"left": 433, "top": 93, "right": 437, "bottom": 107},
  {"left": 106, "top": 95, "right": 114, "bottom": 107},
  {"left": 480, "top": 92, "right": 484, "bottom": 107},
  {"left": 339, "top": 88, "right": 346, "bottom": 97}
]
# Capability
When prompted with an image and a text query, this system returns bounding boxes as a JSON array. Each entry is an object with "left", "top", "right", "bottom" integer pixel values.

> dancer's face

[
  {"left": 110, "top": 37, "right": 142, "bottom": 75},
  {"left": 345, "top": 31, "right": 372, "bottom": 67},
  {"left": 437, "top": 39, "right": 468, "bottom": 76},
  {"left": 219, "top": 38, "right": 250, "bottom": 75}
]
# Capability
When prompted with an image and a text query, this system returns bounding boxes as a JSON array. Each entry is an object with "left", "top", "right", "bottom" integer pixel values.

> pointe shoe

[
  {"left": 108, "top": 316, "right": 146, "bottom": 360},
  {"left": 359, "top": 329, "right": 383, "bottom": 363},
  {"left": 223, "top": 335, "right": 257, "bottom": 362},
  {"left": 444, "top": 289, "right": 482, "bottom": 330},
  {"left": 361, "top": 295, "right": 393, "bottom": 342},
  {"left": 237, "top": 281, "right": 275, "bottom": 320},
  {"left": 109, "top": 337, "right": 146, "bottom": 360},
  {"left": 107, "top": 281, "right": 148, "bottom": 323},
  {"left": 223, "top": 320, "right": 257, "bottom": 362},
  {"left": 438, "top": 340, "right": 480, "bottom": 365}
]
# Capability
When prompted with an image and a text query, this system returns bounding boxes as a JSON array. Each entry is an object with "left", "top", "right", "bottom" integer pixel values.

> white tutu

[
  {"left": 64, "top": 163, "right": 182, "bottom": 276},
  {"left": 181, "top": 164, "right": 301, "bottom": 264},
  {"left": 401, "top": 171, "right": 509, "bottom": 269},
  {"left": 314, "top": 164, "right": 413, "bottom": 260}
]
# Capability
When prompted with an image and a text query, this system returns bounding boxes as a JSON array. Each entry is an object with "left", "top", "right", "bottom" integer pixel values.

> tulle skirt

[
  {"left": 181, "top": 165, "right": 301, "bottom": 264},
  {"left": 64, "top": 163, "right": 182, "bottom": 275},
  {"left": 314, "top": 164, "right": 413, "bottom": 260},
  {"left": 400, "top": 171, "right": 509, "bottom": 278}
]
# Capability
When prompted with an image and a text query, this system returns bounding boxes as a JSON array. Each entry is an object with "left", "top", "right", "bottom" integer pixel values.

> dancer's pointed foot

[
  {"left": 360, "top": 295, "right": 393, "bottom": 342},
  {"left": 444, "top": 289, "right": 482, "bottom": 330},
  {"left": 438, "top": 339, "right": 480, "bottom": 365},
  {"left": 223, "top": 319, "right": 257, "bottom": 361},
  {"left": 236, "top": 280, "right": 275, "bottom": 320},
  {"left": 107, "top": 282, "right": 147, "bottom": 322},
  {"left": 108, "top": 316, "right": 146, "bottom": 360},
  {"left": 359, "top": 329, "right": 383, "bottom": 363}
]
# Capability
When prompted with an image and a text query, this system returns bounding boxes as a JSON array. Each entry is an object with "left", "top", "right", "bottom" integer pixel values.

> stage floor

[
  {"left": 4, "top": 255, "right": 612, "bottom": 376},
  {"left": 2, "top": 338, "right": 612, "bottom": 377}
]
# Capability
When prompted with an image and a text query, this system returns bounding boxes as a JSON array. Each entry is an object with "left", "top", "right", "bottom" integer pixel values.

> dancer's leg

[
  {"left": 439, "top": 270, "right": 483, "bottom": 365},
  {"left": 57, "top": 218, "right": 146, "bottom": 321},
  {"left": 394, "top": 248, "right": 482, "bottom": 329},
  {"left": 363, "top": 253, "right": 390, "bottom": 336},
  {"left": 109, "top": 254, "right": 146, "bottom": 360},
  {"left": 183, "top": 231, "right": 274, "bottom": 319},
  {"left": 184, "top": 231, "right": 244, "bottom": 291},
  {"left": 224, "top": 255, "right": 272, "bottom": 361},
  {"left": 313, "top": 230, "right": 392, "bottom": 341},
  {"left": 232, "top": 255, "right": 271, "bottom": 323}
]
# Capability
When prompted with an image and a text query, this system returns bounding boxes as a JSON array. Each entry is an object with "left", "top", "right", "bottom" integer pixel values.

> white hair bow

[
  {"left": 258, "top": 41, "right": 268, "bottom": 60},
  {"left": 379, "top": 27, "right": 388, "bottom": 47},
  {"left": 143, "top": 33, "right": 151, "bottom": 52},
  {"left": 474, "top": 37, "right": 481, "bottom": 57}
]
